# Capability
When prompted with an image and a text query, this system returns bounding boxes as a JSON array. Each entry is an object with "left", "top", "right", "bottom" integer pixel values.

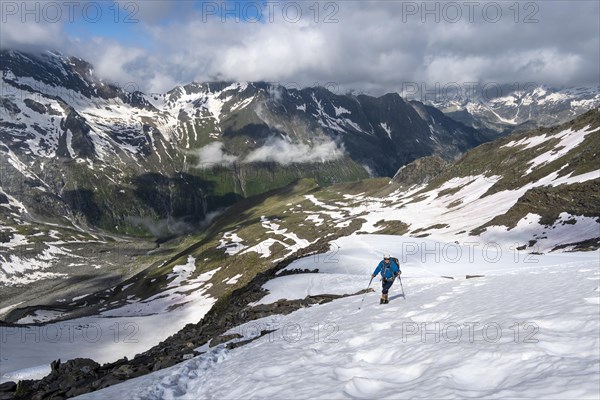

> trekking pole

[
  {"left": 399, "top": 276, "right": 406, "bottom": 299},
  {"left": 358, "top": 276, "right": 374, "bottom": 310}
]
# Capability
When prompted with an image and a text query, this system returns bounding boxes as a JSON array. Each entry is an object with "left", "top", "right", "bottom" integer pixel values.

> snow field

[{"left": 77, "top": 235, "right": 600, "bottom": 399}]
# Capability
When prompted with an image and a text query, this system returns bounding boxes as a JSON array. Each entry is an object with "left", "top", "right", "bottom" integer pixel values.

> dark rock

[
  {"left": 24, "top": 99, "right": 48, "bottom": 114},
  {"left": 66, "top": 386, "right": 91, "bottom": 397},
  {"left": 14, "top": 380, "right": 37, "bottom": 396},
  {"left": 0, "top": 383, "right": 16, "bottom": 393},
  {"left": 151, "top": 361, "right": 162, "bottom": 372},
  {"left": 50, "top": 359, "right": 61, "bottom": 374},
  {"left": 0, "top": 382, "right": 16, "bottom": 400},
  {"left": 552, "top": 237, "right": 600, "bottom": 252},
  {"left": 91, "top": 376, "right": 121, "bottom": 390},
  {"left": 132, "top": 354, "right": 152, "bottom": 365},
  {"left": 277, "top": 268, "right": 320, "bottom": 277},
  {"left": 210, "top": 333, "right": 243, "bottom": 347},
  {"left": 112, "top": 364, "right": 133, "bottom": 379},
  {"left": 226, "top": 329, "right": 277, "bottom": 350},
  {"left": 465, "top": 275, "right": 485, "bottom": 279},
  {"left": 393, "top": 155, "right": 448, "bottom": 187}
]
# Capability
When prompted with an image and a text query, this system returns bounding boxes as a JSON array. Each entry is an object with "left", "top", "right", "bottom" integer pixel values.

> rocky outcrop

[
  {"left": 393, "top": 155, "right": 448, "bottom": 187},
  {"left": 0, "top": 382, "right": 17, "bottom": 400}
]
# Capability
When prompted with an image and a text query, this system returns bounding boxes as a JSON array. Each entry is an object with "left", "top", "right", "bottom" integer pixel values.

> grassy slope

[
  {"left": 412, "top": 109, "right": 600, "bottom": 233},
  {"left": 142, "top": 110, "right": 599, "bottom": 287},
  {"left": 4, "top": 110, "right": 599, "bottom": 321}
]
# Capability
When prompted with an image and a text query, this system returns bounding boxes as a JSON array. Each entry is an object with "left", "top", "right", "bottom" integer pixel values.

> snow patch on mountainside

[
  {"left": 524, "top": 125, "right": 598, "bottom": 174},
  {"left": 217, "top": 231, "right": 247, "bottom": 255},
  {"left": 380, "top": 122, "right": 392, "bottom": 139},
  {"left": 481, "top": 213, "right": 600, "bottom": 251},
  {"left": 166, "top": 255, "right": 196, "bottom": 288},
  {"left": 238, "top": 216, "right": 314, "bottom": 261},
  {"left": 0, "top": 244, "right": 75, "bottom": 286},
  {"left": 334, "top": 105, "right": 351, "bottom": 116}
]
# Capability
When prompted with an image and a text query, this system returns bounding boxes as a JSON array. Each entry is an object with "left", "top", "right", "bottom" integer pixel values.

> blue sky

[
  {"left": 61, "top": 0, "right": 270, "bottom": 46},
  {"left": 62, "top": 3, "right": 149, "bottom": 48}
]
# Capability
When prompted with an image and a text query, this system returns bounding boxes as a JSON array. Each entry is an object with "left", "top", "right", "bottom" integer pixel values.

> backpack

[{"left": 381, "top": 257, "right": 400, "bottom": 279}]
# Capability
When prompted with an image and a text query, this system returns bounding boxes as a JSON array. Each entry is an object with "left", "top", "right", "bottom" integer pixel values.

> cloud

[
  {"left": 192, "top": 137, "right": 345, "bottom": 167},
  {"left": 0, "top": 19, "right": 66, "bottom": 53},
  {"left": 126, "top": 216, "right": 194, "bottom": 238},
  {"left": 85, "top": 39, "right": 148, "bottom": 89},
  {"left": 193, "top": 142, "right": 238, "bottom": 166},
  {"left": 267, "top": 85, "right": 284, "bottom": 103},
  {"left": 1, "top": 1, "right": 598, "bottom": 94},
  {"left": 244, "top": 137, "right": 345, "bottom": 165}
]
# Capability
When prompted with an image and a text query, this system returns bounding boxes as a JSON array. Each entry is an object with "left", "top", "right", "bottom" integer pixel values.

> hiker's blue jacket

[{"left": 373, "top": 260, "right": 400, "bottom": 280}]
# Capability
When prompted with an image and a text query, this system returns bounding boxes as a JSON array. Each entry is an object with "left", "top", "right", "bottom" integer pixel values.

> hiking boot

[
  {"left": 383, "top": 294, "right": 389, "bottom": 304},
  {"left": 380, "top": 295, "right": 385, "bottom": 304}
]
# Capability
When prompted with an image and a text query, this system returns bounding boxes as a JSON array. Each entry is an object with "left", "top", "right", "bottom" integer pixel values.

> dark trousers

[{"left": 382, "top": 279, "right": 394, "bottom": 294}]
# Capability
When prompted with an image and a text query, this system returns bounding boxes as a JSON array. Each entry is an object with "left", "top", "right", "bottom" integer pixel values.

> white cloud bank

[
  {"left": 245, "top": 137, "right": 345, "bottom": 165},
  {"left": 193, "top": 142, "right": 238, "bottom": 166},
  {"left": 193, "top": 137, "right": 345, "bottom": 167}
]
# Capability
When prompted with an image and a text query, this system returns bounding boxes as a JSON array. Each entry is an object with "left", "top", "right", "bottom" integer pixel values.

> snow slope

[
  {"left": 0, "top": 257, "right": 217, "bottom": 383},
  {"left": 302, "top": 174, "right": 598, "bottom": 253},
  {"left": 78, "top": 235, "right": 600, "bottom": 399}
]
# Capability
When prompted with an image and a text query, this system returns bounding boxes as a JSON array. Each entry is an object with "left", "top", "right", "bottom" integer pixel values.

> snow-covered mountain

[
  {"left": 1, "top": 49, "right": 598, "bottom": 399},
  {"left": 2, "top": 109, "right": 598, "bottom": 398},
  {"left": 429, "top": 85, "right": 600, "bottom": 135},
  {"left": 0, "top": 49, "right": 491, "bottom": 240}
]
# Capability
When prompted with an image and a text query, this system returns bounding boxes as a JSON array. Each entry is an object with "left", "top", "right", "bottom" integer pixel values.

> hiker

[{"left": 371, "top": 254, "right": 401, "bottom": 304}]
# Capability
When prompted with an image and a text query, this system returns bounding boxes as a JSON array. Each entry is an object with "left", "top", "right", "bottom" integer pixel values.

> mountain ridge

[
  {"left": 426, "top": 84, "right": 600, "bottom": 135},
  {"left": 0, "top": 49, "right": 493, "bottom": 238}
]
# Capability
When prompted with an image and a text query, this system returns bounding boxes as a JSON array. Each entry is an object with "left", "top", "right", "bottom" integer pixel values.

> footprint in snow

[
  {"left": 347, "top": 335, "right": 371, "bottom": 347},
  {"left": 410, "top": 311, "right": 451, "bottom": 322},
  {"left": 252, "top": 365, "right": 288, "bottom": 379},
  {"left": 369, "top": 321, "right": 394, "bottom": 331},
  {"left": 343, "top": 376, "right": 387, "bottom": 398},
  {"left": 333, "top": 366, "right": 368, "bottom": 381},
  {"left": 353, "top": 347, "right": 396, "bottom": 364}
]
